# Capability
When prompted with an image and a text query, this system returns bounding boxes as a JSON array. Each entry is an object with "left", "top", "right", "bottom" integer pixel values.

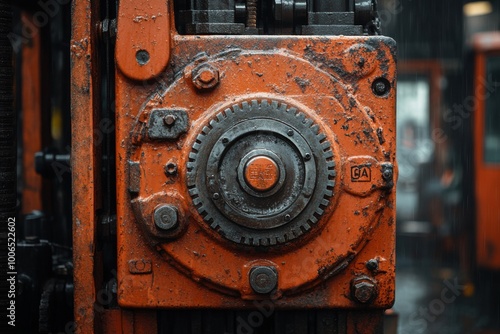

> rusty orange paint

[
  {"left": 115, "top": 0, "right": 171, "bottom": 81},
  {"left": 71, "top": 0, "right": 397, "bottom": 331},
  {"left": 473, "top": 32, "right": 500, "bottom": 270},
  {"left": 100, "top": 309, "right": 158, "bottom": 334},
  {"left": 71, "top": 0, "right": 101, "bottom": 332},
  {"left": 114, "top": 1, "right": 397, "bottom": 313},
  {"left": 21, "top": 12, "right": 43, "bottom": 214}
]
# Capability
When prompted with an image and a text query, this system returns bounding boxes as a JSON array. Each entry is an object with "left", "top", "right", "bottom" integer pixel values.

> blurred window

[{"left": 485, "top": 56, "right": 500, "bottom": 163}]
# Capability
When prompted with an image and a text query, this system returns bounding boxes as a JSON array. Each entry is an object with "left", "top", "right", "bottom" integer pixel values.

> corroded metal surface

[
  {"left": 73, "top": 0, "right": 397, "bottom": 332},
  {"left": 71, "top": 0, "right": 101, "bottom": 332},
  {"left": 115, "top": 6, "right": 397, "bottom": 308}
]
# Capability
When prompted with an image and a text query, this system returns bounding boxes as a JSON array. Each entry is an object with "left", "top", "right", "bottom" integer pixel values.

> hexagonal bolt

[
  {"left": 192, "top": 64, "right": 220, "bottom": 90},
  {"left": 249, "top": 266, "right": 278, "bottom": 294},
  {"left": 351, "top": 277, "right": 378, "bottom": 304},
  {"left": 154, "top": 205, "right": 179, "bottom": 231}
]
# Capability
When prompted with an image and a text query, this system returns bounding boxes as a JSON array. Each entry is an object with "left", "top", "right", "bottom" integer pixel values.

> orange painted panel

[{"left": 474, "top": 40, "right": 500, "bottom": 269}]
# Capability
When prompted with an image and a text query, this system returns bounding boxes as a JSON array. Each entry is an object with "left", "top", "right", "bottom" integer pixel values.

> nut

[
  {"left": 164, "top": 162, "right": 178, "bottom": 176},
  {"left": 192, "top": 64, "right": 220, "bottom": 90},
  {"left": 351, "top": 276, "right": 378, "bottom": 304}
]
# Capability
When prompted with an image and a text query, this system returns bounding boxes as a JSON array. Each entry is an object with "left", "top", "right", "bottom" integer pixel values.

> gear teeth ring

[{"left": 186, "top": 100, "right": 336, "bottom": 246}]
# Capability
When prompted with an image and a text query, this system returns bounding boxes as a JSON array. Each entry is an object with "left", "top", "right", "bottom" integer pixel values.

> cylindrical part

[
  {"left": 354, "top": 0, "right": 375, "bottom": 25},
  {"left": 246, "top": 0, "right": 257, "bottom": 28}
]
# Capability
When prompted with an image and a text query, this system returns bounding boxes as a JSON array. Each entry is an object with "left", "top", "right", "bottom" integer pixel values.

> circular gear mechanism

[{"left": 186, "top": 100, "right": 336, "bottom": 246}]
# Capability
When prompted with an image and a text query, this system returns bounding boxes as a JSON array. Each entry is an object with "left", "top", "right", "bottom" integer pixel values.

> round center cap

[{"left": 244, "top": 156, "right": 280, "bottom": 192}]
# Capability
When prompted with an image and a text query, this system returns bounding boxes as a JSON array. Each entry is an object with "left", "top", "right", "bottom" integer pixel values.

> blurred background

[{"left": 378, "top": 0, "right": 500, "bottom": 333}]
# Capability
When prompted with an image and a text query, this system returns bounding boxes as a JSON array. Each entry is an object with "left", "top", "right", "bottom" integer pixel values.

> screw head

[
  {"left": 154, "top": 205, "right": 179, "bottom": 231},
  {"left": 192, "top": 64, "right": 220, "bottom": 90},
  {"left": 372, "top": 78, "right": 390, "bottom": 96},
  {"left": 213, "top": 193, "right": 221, "bottom": 200},
  {"left": 249, "top": 266, "right": 278, "bottom": 294},
  {"left": 304, "top": 153, "right": 312, "bottom": 161}
]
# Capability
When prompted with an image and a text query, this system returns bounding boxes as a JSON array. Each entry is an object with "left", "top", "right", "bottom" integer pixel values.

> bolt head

[
  {"left": 375, "top": 82, "right": 386, "bottom": 93},
  {"left": 154, "top": 205, "right": 179, "bottom": 231},
  {"left": 382, "top": 168, "right": 393, "bottom": 180},
  {"left": 192, "top": 64, "right": 220, "bottom": 90},
  {"left": 163, "top": 115, "right": 177, "bottom": 126},
  {"left": 351, "top": 277, "right": 378, "bottom": 304},
  {"left": 198, "top": 70, "right": 215, "bottom": 84},
  {"left": 250, "top": 266, "right": 278, "bottom": 294},
  {"left": 366, "top": 259, "right": 379, "bottom": 271},
  {"left": 372, "top": 78, "right": 390, "bottom": 96}
]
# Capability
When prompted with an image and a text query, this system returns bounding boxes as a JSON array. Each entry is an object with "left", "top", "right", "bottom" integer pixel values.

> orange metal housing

[
  {"left": 71, "top": 0, "right": 397, "bottom": 332},
  {"left": 473, "top": 32, "right": 500, "bottom": 270}
]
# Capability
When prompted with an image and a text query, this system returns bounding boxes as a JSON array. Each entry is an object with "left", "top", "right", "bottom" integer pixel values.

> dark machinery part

[
  {"left": 35, "top": 149, "right": 71, "bottom": 178},
  {"left": 0, "top": 0, "right": 15, "bottom": 282},
  {"left": 0, "top": 2, "right": 15, "bottom": 330},
  {"left": 17, "top": 238, "right": 52, "bottom": 332},
  {"left": 39, "top": 270, "right": 74, "bottom": 333},
  {"left": 174, "top": 0, "right": 380, "bottom": 35},
  {"left": 187, "top": 99, "right": 336, "bottom": 246}
]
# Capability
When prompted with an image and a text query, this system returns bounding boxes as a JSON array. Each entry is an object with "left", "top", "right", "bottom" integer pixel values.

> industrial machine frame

[{"left": 69, "top": 0, "right": 397, "bottom": 333}]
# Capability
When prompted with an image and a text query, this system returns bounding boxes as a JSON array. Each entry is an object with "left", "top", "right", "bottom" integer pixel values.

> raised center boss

[{"left": 114, "top": 0, "right": 396, "bottom": 331}]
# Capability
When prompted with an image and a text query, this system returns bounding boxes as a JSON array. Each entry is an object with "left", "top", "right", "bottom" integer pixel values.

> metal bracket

[{"left": 147, "top": 109, "right": 189, "bottom": 140}]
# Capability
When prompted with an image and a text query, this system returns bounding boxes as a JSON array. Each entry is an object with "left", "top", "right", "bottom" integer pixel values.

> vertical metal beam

[
  {"left": 20, "top": 12, "right": 44, "bottom": 214},
  {"left": 71, "top": 0, "right": 101, "bottom": 332}
]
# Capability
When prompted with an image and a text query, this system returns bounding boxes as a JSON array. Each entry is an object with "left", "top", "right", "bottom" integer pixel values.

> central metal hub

[
  {"left": 237, "top": 149, "right": 286, "bottom": 197},
  {"left": 244, "top": 156, "right": 280, "bottom": 192}
]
